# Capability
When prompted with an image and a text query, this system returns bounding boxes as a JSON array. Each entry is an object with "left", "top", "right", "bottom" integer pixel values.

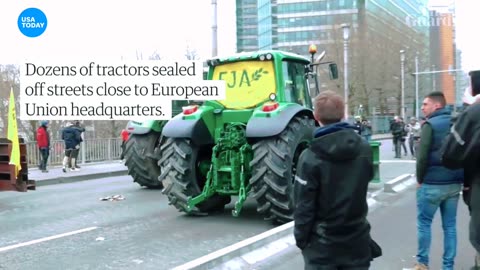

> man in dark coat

[
  {"left": 441, "top": 70, "right": 480, "bottom": 269},
  {"left": 61, "top": 122, "right": 82, "bottom": 173},
  {"left": 391, "top": 116, "right": 405, "bottom": 158},
  {"left": 70, "top": 120, "right": 85, "bottom": 169},
  {"left": 294, "top": 90, "right": 381, "bottom": 270}
]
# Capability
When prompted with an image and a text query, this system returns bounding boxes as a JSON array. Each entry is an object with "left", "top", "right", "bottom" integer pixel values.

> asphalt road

[
  {"left": 0, "top": 175, "right": 276, "bottom": 270},
  {"left": 0, "top": 138, "right": 419, "bottom": 270}
]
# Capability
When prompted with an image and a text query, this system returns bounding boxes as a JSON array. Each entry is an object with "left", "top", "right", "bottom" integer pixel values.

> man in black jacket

[
  {"left": 391, "top": 116, "right": 405, "bottom": 158},
  {"left": 441, "top": 70, "right": 480, "bottom": 269},
  {"left": 294, "top": 90, "right": 380, "bottom": 270},
  {"left": 61, "top": 122, "right": 82, "bottom": 173},
  {"left": 70, "top": 120, "right": 85, "bottom": 169}
]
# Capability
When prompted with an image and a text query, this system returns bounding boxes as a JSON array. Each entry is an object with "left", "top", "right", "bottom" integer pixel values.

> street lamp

[
  {"left": 414, "top": 52, "right": 419, "bottom": 119},
  {"left": 341, "top": 23, "right": 350, "bottom": 120},
  {"left": 400, "top": 49, "right": 405, "bottom": 120}
]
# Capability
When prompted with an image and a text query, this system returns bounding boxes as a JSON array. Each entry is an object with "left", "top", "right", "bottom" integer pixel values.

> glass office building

[
  {"left": 236, "top": 0, "right": 431, "bottom": 115},
  {"left": 237, "top": 0, "right": 429, "bottom": 54}
]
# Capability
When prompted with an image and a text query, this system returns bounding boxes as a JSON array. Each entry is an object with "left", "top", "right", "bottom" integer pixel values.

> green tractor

[
  {"left": 158, "top": 47, "right": 338, "bottom": 223},
  {"left": 123, "top": 68, "right": 209, "bottom": 188}
]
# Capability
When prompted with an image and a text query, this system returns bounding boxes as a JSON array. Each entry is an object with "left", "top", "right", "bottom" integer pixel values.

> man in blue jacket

[{"left": 414, "top": 91, "right": 464, "bottom": 270}]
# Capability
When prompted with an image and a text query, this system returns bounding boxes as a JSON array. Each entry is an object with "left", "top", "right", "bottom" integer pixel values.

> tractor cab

[{"left": 204, "top": 47, "right": 337, "bottom": 112}]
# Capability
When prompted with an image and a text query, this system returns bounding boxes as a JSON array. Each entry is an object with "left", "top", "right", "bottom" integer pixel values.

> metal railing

[
  {"left": 367, "top": 116, "right": 394, "bottom": 134},
  {"left": 27, "top": 138, "right": 123, "bottom": 168},
  {"left": 25, "top": 118, "right": 395, "bottom": 168}
]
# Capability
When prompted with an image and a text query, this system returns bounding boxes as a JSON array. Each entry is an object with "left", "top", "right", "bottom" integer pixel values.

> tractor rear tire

[
  {"left": 124, "top": 132, "right": 163, "bottom": 189},
  {"left": 249, "top": 116, "right": 315, "bottom": 224},
  {"left": 158, "top": 138, "right": 230, "bottom": 215}
]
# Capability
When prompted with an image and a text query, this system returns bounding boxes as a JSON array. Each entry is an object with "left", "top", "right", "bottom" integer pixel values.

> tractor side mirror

[{"left": 329, "top": 63, "right": 338, "bottom": 80}]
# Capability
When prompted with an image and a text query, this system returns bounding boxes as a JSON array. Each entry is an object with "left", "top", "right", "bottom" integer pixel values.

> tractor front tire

[
  {"left": 124, "top": 132, "right": 163, "bottom": 189},
  {"left": 158, "top": 138, "right": 230, "bottom": 215},
  {"left": 249, "top": 116, "right": 315, "bottom": 224}
]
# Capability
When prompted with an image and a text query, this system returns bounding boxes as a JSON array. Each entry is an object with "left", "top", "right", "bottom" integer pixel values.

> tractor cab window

[{"left": 282, "top": 61, "right": 310, "bottom": 108}]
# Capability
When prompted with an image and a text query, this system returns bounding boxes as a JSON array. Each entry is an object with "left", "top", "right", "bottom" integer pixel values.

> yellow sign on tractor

[{"left": 212, "top": 60, "right": 275, "bottom": 110}]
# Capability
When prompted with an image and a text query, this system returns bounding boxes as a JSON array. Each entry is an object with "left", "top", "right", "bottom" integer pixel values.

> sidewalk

[
  {"left": 28, "top": 161, "right": 128, "bottom": 187},
  {"left": 371, "top": 133, "right": 391, "bottom": 140},
  {"left": 25, "top": 133, "right": 390, "bottom": 188}
]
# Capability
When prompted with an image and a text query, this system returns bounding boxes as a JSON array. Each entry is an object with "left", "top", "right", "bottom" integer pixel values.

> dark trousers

[
  {"left": 69, "top": 149, "right": 79, "bottom": 168},
  {"left": 303, "top": 253, "right": 370, "bottom": 270},
  {"left": 302, "top": 243, "right": 371, "bottom": 270},
  {"left": 64, "top": 148, "right": 79, "bottom": 168},
  {"left": 400, "top": 139, "right": 407, "bottom": 155},
  {"left": 120, "top": 141, "right": 126, "bottom": 160},
  {"left": 39, "top": 148, "right": 49, "bottom": 170},
  {"left": 393, "top": 136, "right": 402, "bottom": 158}
]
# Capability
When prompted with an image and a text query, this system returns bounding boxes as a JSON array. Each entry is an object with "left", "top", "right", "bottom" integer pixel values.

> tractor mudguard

[
  {"left": 126, "top": 120, "right": 165, "bottom": 135},
  {"left": 246, "top": 104, "right": 314, "bottom": 138},
  {"left": 162, "top": 114, "right": 213, "bottom": 145}
]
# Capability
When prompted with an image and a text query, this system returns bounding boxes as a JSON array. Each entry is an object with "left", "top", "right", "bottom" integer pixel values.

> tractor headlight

[
  {"left": 269, "top": 93, "right": 276, "bottom": 101},
  {"left": 266, "top": 53, "right": 272, "bottom": 60},
  {"left": 259, "top": 54, "right": 266, "bottom": 61}
]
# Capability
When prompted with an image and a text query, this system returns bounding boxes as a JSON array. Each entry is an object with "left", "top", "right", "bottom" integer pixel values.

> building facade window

[{"left": 258, "top": 0, "right": 273, "bottom": 49}]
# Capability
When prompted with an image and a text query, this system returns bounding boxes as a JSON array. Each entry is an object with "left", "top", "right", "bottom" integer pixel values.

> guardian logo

[
  {"left": 405, "top": 11, "right": 454, "bottom": 28},
  {"left": 18, "top": 8, "right": 47, "bottom": 38}
]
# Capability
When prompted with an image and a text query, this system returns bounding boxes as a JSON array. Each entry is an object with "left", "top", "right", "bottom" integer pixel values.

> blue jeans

[{"left": 416, "top": 183, "right": 462, "bottom": 270}]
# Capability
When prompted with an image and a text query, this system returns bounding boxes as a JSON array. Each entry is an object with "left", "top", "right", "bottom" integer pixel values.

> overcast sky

[{"left": 0, "top": 0, "right": 477, "bottom": 71}]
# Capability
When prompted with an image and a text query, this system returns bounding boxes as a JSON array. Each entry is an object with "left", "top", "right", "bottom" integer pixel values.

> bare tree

[
  {"left": 148, "top": 50, "right": 162, "bottom": 60},
  {"left": 0, "top": 65, "right": 20, "bottom": 134},
  {"left": 185, "top": 46, "right": 199, "bottom": 60},
  {"left": 313, "top": 0, "right": 430, "bottom": 117}
]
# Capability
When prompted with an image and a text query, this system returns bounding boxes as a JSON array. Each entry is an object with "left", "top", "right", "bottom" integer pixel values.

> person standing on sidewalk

[
  {"left": 294, "top": 90, "right": 381, "bottom": 270},
  {"left": 399, "top": 117, "right": 408, "bottom": 156},
  {"left": 414, "top": 91, "right": 464, "bottom": 270},
  {"left": 70, "top": 120, "right": 85, "bottom": 169},
  {"left": 361, "top": 117, "right": 373, "bottom": 142},
  {"left": 391, "top": 116, "right": 404, "bottom": 158},
  {"left": 36, "top": 120, "right": 50, "bottom": 173},
  {"left": 61, "top": 122, "right": 82, "bottom": 173},
  {"left": 441, "top": 70, "right": 480, "bottom": 269},
  {"left": 407, "top": 117, "right": 421, "bottom": 159}
]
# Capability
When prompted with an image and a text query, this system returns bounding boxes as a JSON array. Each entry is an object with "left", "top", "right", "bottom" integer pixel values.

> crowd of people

[
  {"left": 293, "top": 70, "right": 480, "bottom": 270},
  {"left": 33, "top": 70, "right": 480, "bottom": 270},
  {"left": 390, "top": 115, "right": 423, "bottom": 159},
  {"left": 35, "top": 120, "right": 85, "bottom": 173},
  {"left": 36, "top": 121, "right": 129, "bottom": 173}
]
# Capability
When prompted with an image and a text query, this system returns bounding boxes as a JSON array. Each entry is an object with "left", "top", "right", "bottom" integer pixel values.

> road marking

[
  {"left": 0, "top": 226, "right": 98, "bottom": 253},
  {"left": 380, "top": 160, "right": 416, "bottom": 163}
]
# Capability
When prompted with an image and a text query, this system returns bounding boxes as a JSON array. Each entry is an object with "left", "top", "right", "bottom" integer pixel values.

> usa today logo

[{"left": 18, "top": 8, "right": 47, "bottom": 38}]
